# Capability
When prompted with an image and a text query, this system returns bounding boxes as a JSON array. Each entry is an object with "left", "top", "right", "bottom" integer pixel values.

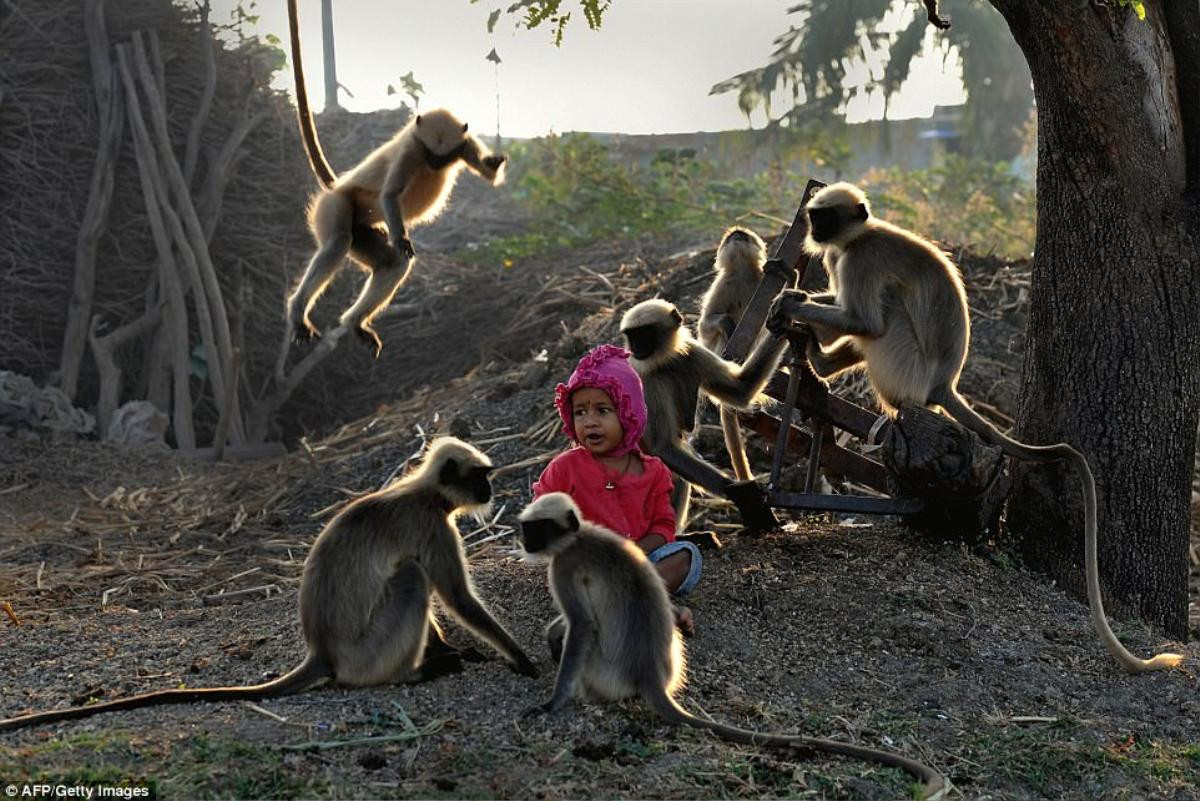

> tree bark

[{"left": 989, "top": 0, "right": 1200, "bottom": 638}]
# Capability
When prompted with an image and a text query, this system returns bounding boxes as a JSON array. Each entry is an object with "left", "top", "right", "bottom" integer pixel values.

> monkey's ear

[
  {"left": 855, "top": 203, "right": 869, "bottom": 221},
  {"left": 462, "top": 122, "right": 469, "bottom": 132},
  {"left": 438, "top": 457, "right": 459, "bottom": 486},
  {"left": 670, "top": 308, "right": 684, "bottom": 327},
  {"left": 565, "top": 510, "right": 580, "bottom": 533},
  {"left": 416, "top": 114, "right": 423, "bottom": 126}
]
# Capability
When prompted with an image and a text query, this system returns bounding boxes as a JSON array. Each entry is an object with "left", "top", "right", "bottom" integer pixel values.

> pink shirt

[{"left": 532, "top": 447, "right": 676, "bottom": 543}]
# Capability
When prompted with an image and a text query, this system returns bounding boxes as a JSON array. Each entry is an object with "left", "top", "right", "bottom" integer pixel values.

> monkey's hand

[
  {"left": 482, "top": 154, "right": 507, "bottom": 171},
  {"left": 767, "top": 291, "right": 807, "bottom": 336},
  {"left": 389, "top": 234, "right": 416, "bottom": 260},
  {"left": 763, "top": 257, "right": 797, "bottom": 283},
  {"left": 509, "top": 654, "right": 540, "bottom": 678}
]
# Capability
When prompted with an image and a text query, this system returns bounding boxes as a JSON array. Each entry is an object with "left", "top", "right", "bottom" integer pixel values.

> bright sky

[{"left": 212, "top": 0, "right": 966, "bottom": 137}]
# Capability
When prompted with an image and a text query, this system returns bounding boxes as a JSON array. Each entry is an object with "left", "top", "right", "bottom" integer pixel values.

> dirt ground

[{"left": 1, "top": 215, "right": 1198, "bottom": 800}]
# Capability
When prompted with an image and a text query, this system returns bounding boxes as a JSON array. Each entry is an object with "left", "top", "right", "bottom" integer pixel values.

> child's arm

[
  {"left": 642, "top": 461, "right": 677, "bottom": 545},
  {"left": 532, "top": 453, "right": 569, "bottom": 499}
]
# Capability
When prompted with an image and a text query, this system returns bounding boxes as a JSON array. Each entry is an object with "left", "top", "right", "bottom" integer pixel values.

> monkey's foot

[
  {"left": 726, "top": 479, "right": 780, "bottom": 534},
  {"left": 509, "top": 654, "right": 540, "bottom": 679},
  {"left": 411, "top": 652, "right": 466, "bottom": 683},
  {"left": 354, "top": 326, "right": 384, "bottom": 358}
]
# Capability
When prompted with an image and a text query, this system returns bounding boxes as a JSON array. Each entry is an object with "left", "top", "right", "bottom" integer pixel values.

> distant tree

[
  {"left": 496, "top": 0, "right": 1200, "bottom": 639},
  {"left": 708, "top": 1, "right": 1033, "bottom": 162}
]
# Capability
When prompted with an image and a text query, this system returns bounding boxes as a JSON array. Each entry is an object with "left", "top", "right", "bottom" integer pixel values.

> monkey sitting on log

[
  {"left": 0, "top": 437, "right": 538, "bottom": 733},
  {"left": 768, "top": 181, "right": 1182, "bottom": 674},
  {"left": 697, "top": 226, "right": 769, "bottom": 481},
  {"left": 516, "top": 492, "right": 947, "bottom": 799},
  {"left": 620, "top": 298, "right": 786, "bottom": 532},
  {"left": 285, "top": 0, "right": 507, "bottom": 356}
]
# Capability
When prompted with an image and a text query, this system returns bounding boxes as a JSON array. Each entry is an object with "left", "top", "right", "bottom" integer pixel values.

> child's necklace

[{"left": 604, "top": 453, "right": 633, "bottom": 490}]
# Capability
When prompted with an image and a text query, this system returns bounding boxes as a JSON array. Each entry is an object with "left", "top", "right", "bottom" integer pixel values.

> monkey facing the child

[{"left": 0, "top": 437, "right": 537, "bottom": 733}]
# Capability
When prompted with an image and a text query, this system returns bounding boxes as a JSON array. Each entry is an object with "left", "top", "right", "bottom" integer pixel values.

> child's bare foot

[{"left": 673, "top": 604, "right": 695, "bottom": 637}]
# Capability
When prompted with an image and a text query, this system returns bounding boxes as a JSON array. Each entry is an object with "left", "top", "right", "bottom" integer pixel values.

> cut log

[{"left": 882, "top": 404, "right": 1011, "bottom": 543}]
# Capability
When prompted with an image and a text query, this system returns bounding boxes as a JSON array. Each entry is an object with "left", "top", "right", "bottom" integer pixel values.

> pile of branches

[{"left": 0, "top": 0, "right": 482, "bottom": 447}]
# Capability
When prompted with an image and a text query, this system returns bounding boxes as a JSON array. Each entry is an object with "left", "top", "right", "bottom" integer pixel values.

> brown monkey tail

[
  {"left": 646, "top": 690, "right": 946, "bottom": 798},
  {"left": 286, "top": 0, "right": 338, "bottom": 189},
  {"left": 936, "top": 389, "right": 1183, "bottom": 674},
  {"left": 644, "top": 688, "right": 947, "bottom": 799},
  {"left": 0, "top": 654, "right": 329, "bottom": 732}
]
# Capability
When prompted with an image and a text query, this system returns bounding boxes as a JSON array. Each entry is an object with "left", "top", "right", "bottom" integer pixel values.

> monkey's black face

[
  {"left": 440, "top": 459, "right": 494, "bottom": 504},
  {"left": 621, "top": 324, "right": 662, "bottom": 360},
  {"left": 518, "top": 509, "right": 578, "bottom": 557},
  {"left": 424, "top": 141, "right": 467, "bottom": 170},
  {"left": 807, "top": 203, "right": 868, "bottom": 243},
  {"left": 518, "top": 518, "right": 562, "bottom": 555}
]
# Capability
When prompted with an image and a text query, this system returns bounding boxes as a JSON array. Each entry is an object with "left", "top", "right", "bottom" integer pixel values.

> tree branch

[
  {"left": 88, "top": 302, "right": 163, "bottom": 439},
  {"left": 183, "top": 0, "right": 216, "bottom": 188},
  {"left": 922, "top": 0, "right": 951, "bottom": 30},
  {"left": 60, "top": 0, "right": 123, "bottom": 402}
]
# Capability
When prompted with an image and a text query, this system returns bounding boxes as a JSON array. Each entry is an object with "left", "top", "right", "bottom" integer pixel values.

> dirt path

[{"left": 1, "top": 238, "right": 1197, "bottom": 800}]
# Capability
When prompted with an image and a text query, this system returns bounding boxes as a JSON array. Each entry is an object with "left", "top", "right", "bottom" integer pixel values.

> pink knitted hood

[{"left": 554, "top": 344, "right": 648, "bottom": 456}]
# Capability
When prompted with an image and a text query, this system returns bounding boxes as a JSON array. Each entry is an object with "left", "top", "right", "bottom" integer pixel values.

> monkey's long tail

[
  {"left": 646, "top": 690, "right": 947, "bottom": 799},
  {"left": 938, "top": 390, "right": 1183, "bottom": 674},
  {"left": 0, "top": 655, "right": 329, "bottom": 732},
  {"left": 286, "top": 0, "right": 338, "bottom": 189}
]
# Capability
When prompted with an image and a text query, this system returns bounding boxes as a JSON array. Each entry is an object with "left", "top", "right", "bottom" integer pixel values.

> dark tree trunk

[
  {"left": 321, "top": 0, "right": 339, "bottom": 112},
  {"left": 989, "top": 0, "right": 1200, "bottom": 638}
]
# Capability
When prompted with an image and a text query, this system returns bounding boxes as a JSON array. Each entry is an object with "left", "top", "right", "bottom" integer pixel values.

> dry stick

[
  {"left": 59, "top": 0, "right": 122, "bottom": 402},
  {"left": 197, "top": 108, "right": 270, "bottom": 242},
  {"left": 182, "top": 0, "right": 215, "bottom": 188},
  {"left": 116, "top": 44, "right": 196, "bottom": 450},
  {"left": 132, "top": 33, "right": 244, "bottom": 445},
  {"left": 130, "top": 32, "right": 229, "bottom": 438},
  {"left": 88, "top": 302, "right": 164, "bottom": 438},
  {"left": 212, "top": 348, "right": 242, "bottom": 461}
]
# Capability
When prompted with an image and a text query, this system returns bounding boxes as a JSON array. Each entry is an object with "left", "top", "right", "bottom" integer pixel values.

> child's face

[{"left": 571, "top": 387, "right": 624, "bottom": 456}]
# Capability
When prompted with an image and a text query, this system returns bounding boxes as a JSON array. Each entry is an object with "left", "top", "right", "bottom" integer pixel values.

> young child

[{"left": 532, "top": 344, "right": 701, "bottom": 633}]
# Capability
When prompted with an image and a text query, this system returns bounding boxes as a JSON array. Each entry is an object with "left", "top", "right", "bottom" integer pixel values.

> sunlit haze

[{"left": 213, "top": 0, "right": 967, "bottom": 137}]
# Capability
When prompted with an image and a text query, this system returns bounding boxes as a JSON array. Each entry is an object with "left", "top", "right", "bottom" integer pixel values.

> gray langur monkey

[
  {"left": 768, "top": 181, "right": 1182, "bottom": 674},
  {"left": 697, "top": 226, "right": 768, "bottom": 481},
  {"left": 285, "top": 0, "right": 507, "bottom": 357},
  {"left": 516, "top": 493, "right": 947, "bottom": 800},
  {"left": 620, "top": 299, "right": 786, "bottom": 532},
  {"left": 0, "top": 438, "right": 538, "bottom": 733}
]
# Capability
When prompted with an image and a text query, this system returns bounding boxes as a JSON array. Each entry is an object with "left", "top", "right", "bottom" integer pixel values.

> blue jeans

[{"left": 647, "top": 540, "right": 702, "bottom": 597}]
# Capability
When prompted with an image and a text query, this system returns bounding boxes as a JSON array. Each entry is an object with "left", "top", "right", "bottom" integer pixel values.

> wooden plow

[{"left": 681, "top": 179, "right": 1010, "bottom": 537}]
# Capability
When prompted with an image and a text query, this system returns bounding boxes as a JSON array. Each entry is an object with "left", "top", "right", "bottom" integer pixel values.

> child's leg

[
  {"left": 647, "top": 541, "right": 702, "bottom": 637},
  {"left": 647, "top": 541, "right": 702, "bottom": 596}
]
